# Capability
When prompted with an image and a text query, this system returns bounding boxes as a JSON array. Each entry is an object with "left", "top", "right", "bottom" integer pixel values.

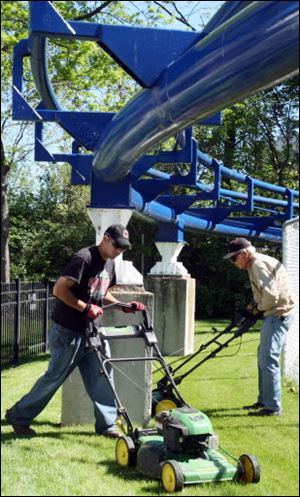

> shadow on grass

[
  {"left": 1, "top": 418, "right": 99, "bottom": 443},
  {"left": 185, "top": 374, "right": 256, "bottom": 381},
  {"left": 101, "top": 459, "right": 163, "bottom": 494},
  {"left": 204, "top": 410, "right": 253, "bottom": 418},
  {"left": 1, "top": 418, "right": 61, "bottom": 428},
  {"left": 100, "top": 459, "right": 235, "bottom": 495},
  {"left": 0, "top": 428, "right": 98, "bottom": 443}
]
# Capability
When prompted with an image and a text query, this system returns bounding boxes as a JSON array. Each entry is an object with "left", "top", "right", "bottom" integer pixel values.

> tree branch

[
  {"left": 153, "top": 1, "right": 196, "bottom": 31},
  {"left": 73, "top": 1, "right": 113, "bottom": 21}
]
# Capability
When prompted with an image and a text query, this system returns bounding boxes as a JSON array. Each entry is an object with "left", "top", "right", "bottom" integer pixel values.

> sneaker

[
  {"left": 5, "top": 410, "right": 36, "bottom": 436},
  {"left": 248, "top": 408, "right": 282, "bottom": 417},
  {"left": 243, "top": 401, "right": 265, "bottom": 410}
]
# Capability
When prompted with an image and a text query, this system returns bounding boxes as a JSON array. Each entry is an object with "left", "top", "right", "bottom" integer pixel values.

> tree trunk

[{"left": 1, "top": 138, "right": 10, "bottom": 282}]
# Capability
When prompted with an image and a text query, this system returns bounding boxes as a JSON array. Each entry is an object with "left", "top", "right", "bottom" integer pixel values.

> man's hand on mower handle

[
  {"left": 84, "top": 303, "right": 103, "bottom": 320},
  {"left": 246, "top": 303, "right": 264, "bottom": 317},
  {"left": 122, "top": 301, "right": 147, "bottom": 313}
]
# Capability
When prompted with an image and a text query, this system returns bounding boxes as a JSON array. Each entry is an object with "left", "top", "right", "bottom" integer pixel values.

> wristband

[{"left": 84, "top": 304, "right": 91, "bottom": 314}]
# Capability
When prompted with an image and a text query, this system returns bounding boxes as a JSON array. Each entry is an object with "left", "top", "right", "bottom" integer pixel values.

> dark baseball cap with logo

[
  {"left": 105, "top": 224, "right": 132, "bottom": 249},
  {"left": 223, "top": 237, "right": 252, "bottom": 259}
]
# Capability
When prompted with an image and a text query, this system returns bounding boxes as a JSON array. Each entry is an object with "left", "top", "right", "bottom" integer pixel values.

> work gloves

[
  {"left": 84, "top": 301, "right": 147, "bottom": 319},
  {"left": 84, "top": 304, "right": 103, "bottom": 320},
  {"left": 122, "top": 301, "right": 147, "bottom": 313}
]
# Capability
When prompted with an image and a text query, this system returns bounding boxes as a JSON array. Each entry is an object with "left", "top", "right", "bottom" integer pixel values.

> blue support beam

[
  {"left": 156, "top": 221, "right": 185, "bottom": 243},
  {"left": 29, "top": 1, "right": 200, "bottom": 87},
  {"left": 90, "top": 172, "right": 134, "bottom": 209},
  {"left": 11, "top": 1, "right": 299, "bottom": 244}
]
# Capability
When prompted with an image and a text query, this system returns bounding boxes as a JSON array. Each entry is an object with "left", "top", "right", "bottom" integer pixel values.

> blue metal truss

[{"left": 12, "top": 0, "right": 299, "bottom": 243}]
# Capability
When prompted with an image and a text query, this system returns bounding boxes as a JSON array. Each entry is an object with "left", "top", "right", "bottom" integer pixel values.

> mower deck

[{"left": 136, "top": 434, "right": 237, "bottom": 483}]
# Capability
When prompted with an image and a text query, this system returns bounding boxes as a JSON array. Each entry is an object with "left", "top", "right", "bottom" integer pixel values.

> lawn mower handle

[
  {"left": 102, "top": 302, "right": 151, "bottom": 329},
  {"left": 102, "top": 302, "right": 134, "bottom": 311}
]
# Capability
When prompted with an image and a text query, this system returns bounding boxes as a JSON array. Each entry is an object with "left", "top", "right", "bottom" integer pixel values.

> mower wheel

[
  {"left": 152, "top": 394, "right": 180, "bottom": 415},
  {"left": 161, "top": 460, "right": 184, "bottom": 492},
  {"left": 152, "top": 389, "right": 181, "bottom": 416},
  {"left": 237, "top": 454, "right": 260, "bottom": 483},
  {"left": 115, "top": 436, "right": 137, "bottom": 467}
]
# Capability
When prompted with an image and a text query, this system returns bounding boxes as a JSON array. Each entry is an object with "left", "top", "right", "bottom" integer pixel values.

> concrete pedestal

[
  {"left": 145, "top": 275, "right": 195, "bottom": 356},
  {"left": 61, "top": 286, "right": 154, "bottom": 427}
]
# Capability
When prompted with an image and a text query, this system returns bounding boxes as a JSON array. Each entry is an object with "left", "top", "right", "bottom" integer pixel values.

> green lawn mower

[
  {"left": 116, "top": 404, "right": 260, "bottom": 492},
  {"left": 88, "top": 304, "right": 260, "bottom": 493}
]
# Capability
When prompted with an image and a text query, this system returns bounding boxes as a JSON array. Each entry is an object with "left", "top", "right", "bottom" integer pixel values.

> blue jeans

[
  {"left": 257, "top": 315, "right": 293, "bottom": 411},
  {"left": 7, "top": 322, "right": 118, "bottom": 433}
]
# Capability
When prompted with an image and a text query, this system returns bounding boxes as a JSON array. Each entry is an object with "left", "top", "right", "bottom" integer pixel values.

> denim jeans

[
  {"left": 8, "top": 322, "right": 118, "bottom": 433},
  {"left": 257, "top": 315, "right": 293, "bottom": 411}
]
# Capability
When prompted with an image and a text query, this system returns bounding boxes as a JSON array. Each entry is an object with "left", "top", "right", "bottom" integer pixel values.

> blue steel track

[{"left": 12, "top": 1, "right": 299, "bottom": 243}]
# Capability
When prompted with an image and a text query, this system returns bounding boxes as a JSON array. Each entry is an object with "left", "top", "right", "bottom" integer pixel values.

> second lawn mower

[{"left": 152, "top": 312, "right": 261, "bottom": 415}]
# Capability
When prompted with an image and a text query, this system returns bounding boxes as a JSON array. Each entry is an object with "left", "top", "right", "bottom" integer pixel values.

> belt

[{"left": 280, "top": 315, "right": 288, "bottom": 322}]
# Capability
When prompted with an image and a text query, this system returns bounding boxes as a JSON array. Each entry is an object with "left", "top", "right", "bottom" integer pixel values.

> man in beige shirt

[{"left": 224, "top": 238, "right": 294, "bottom": 416}]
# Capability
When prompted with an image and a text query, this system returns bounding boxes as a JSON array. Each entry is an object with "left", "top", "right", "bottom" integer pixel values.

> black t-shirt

[{"left": 51, "top": 246, "right": 116, "bottom": 333}]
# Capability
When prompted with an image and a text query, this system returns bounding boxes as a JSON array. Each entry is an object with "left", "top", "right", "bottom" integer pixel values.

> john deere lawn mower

[
  {"left": 116, "top": 403, "right": 260, "bottom": 492},
  {"left": 87, "top": 304, "right": 260, "bottom": 492}
]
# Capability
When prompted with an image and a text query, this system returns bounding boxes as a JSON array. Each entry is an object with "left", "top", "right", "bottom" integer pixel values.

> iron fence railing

[{"left": 1, "top": 279, "right": 55, "bottom": 368}]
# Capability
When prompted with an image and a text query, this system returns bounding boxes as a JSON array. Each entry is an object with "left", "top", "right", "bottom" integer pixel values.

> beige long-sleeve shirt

[{"left": 248, "top": 253, "right": 294, "bottom": 317}]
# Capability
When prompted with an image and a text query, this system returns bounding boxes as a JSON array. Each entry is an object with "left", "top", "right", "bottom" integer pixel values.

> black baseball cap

[
  {"left": 105, "top": 224, "right": 132, "bottom": 249},
  {"left": 223, "top": 237, "right": 252, "bottom": 259}
]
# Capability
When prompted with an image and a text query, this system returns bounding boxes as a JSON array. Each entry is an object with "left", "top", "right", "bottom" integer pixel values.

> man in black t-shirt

[
  {"left": 51, "top": 245, "right": 116, "bottom": 332},
  {"left": 6, "top": 225, "right": 146, "bottom": 438}
]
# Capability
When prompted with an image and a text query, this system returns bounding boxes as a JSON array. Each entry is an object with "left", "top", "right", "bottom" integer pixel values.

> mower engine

[{"left": 155, "top": 406, "right": 219, "bottom": 457}]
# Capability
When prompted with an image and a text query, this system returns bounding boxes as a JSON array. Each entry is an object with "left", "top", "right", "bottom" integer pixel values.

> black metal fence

[{"left": 1, "top": 280, "right": 55, "bottom": 368}]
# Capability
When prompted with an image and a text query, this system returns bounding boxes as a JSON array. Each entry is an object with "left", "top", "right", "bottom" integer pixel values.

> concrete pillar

[
  {"left": 146, "top": 239, "right": 195, "bottom": 356},
  {"left": 87, "top": 208, "right": 132, "bottom": 244},
  {"left": 61, "top": 287, "right": 154, "bottom": 426},
  {"left": 145, "top": 275, "right": 195, "bottom": 356},
  {"left": 87, "top": 207, "right": 143, "bottom": 285},
  {"left": 149, "top": 242, "right": 188, "bottom": 277}
]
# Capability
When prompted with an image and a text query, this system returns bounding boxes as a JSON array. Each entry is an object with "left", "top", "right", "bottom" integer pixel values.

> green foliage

[
  {"left": 8, "top": 165, "right": 94, "bottom": 280},
  {"left": 125, "top": 216, "right": 159, "bottom": 274}
]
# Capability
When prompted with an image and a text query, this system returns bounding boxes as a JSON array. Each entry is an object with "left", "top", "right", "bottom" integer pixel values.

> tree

[
  {"left": 9, "top": 164, "right": 94, "bottom": 280},
  {"left": 1, "top": 1, "right": 32, "bottom": 281},
  {"left": 1, "top": 138, "right": 10, "bottom": 282}
]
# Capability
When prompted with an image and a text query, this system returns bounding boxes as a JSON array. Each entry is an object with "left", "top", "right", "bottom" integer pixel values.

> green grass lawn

[{"left": 1, "top": 319, "right": 299, "bottom": 496}]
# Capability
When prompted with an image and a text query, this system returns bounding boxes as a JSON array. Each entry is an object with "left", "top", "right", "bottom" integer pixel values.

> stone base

[
  {"left": 61, "top": 286, "right": 154, "bottom": 427},
  {"left": 145, "top": 276, "right": 195, "bottom": 356}
]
